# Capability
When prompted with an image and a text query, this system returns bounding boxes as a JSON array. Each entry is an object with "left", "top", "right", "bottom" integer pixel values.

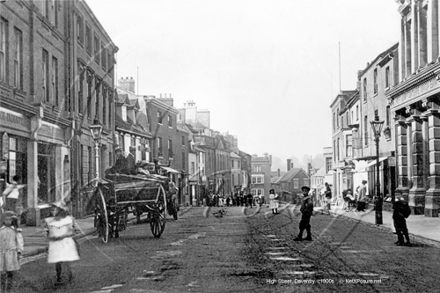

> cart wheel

[
  {"left": 150, "top": 202, "right": 166, "bottom": 238},
  {"left": 95, "top": 186, "right": 109, "bottom": 243}
]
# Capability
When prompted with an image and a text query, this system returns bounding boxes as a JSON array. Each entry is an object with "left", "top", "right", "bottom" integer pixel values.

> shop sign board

[{"left": 2, "top": 132, "right": 9, "bottom": 160}]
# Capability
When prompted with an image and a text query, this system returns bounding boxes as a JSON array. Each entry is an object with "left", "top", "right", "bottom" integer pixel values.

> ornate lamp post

[
  {"left": 370, "top": 116, "right": 384, "bottom": 225},
  {"left": 90, "top": 119, "right": 103, "bottom": 181}
]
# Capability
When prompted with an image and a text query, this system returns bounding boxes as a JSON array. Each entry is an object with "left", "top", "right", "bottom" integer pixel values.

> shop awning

[
  {"left": 161, "top": 167, "right": 181, "bottom": 174},
  {"left": 365, "top": 157, "right": 387, "bottom": 168},
  {"left": 355, "top": 157, "right": 387, "bottom": 172}
]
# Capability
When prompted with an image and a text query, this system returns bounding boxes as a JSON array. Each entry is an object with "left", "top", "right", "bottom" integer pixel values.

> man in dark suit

[
  {"left": 107, "top": 148, "right": 127, "bottom": 175},
  {"left": 125, "top": 146, "right": 137, "bottom": 175}
]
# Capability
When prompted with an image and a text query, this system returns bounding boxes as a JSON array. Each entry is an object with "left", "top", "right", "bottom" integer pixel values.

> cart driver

[{"left": 106, "top": 147, "right": 128, "bottom": 176}]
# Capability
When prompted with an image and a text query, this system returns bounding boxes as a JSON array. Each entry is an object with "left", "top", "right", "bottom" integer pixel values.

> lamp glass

[
  {"left": 370, "top": 119, "right": 384, "bottom": 137},
  {"left": 90, "top": 124, "right": 103, "bottom": 140}
]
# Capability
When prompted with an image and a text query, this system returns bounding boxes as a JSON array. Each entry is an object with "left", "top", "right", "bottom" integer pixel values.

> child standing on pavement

[
  {"left": 0, "top": 211, "right": 24, "bottom": 292},
  {"left": 45, "top": 201, "right": 80, "bottom": 287}
]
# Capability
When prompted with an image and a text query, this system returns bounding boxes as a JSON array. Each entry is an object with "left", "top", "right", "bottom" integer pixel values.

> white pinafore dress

[{"left": 45, "top": 216, "right": 80, "bottom": 263}]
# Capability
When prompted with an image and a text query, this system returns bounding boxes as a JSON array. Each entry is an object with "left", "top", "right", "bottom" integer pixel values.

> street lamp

[
  {"left": 370, "top": 116, "right": 384, "bottom": 225},
  {"left": 90, "top": 118, "right": 103, "bottom": 181}
]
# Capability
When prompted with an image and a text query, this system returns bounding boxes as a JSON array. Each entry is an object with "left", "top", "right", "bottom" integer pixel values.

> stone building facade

[
  {"left": 0, "top": 0, "right": 118, "bottom": 223},
  {"left": 357, "top": 44, "right": 399, "bottom": 202},
  {"left": 69, "top": 0, "right": 118, "bottom": 217},
  {"left": 387, "top": 0, "right": 440, "bottom": 216}
]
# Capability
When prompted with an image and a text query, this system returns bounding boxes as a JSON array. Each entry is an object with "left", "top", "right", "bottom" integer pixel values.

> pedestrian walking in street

[
  {"left": 393, "top": 197, "right": 412, "bottom": 247},
  {"left": 45, "top": 201, "right": 80, "bottom": 287},
  {"left": 2, "top": 175, "right": 26, "bottom": 214},
  {"left": 247, "top": 193, "right": 253, "bottom": 208},
  {"left": 356, "top": 180, "right": 367, "bottom": 212},
  {"left": 294, "top": 186, "right": 314, "bottom": 241},
  {"left": 0, "top": 211, "right": 24, "bottom": 293},
  {"left": 269, "top": 189, "right": 279, "bottom": 214},
  {"left": 324, "top": 182, "right": 332, "bottom": 213}
]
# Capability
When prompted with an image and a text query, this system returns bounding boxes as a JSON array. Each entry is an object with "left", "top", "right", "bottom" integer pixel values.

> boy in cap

[
  {"left": 294, "top": 186, "right": 314, "bottom": 241},
  {"left": 393, "top": 197, "right": 412, "bottom": 247}
]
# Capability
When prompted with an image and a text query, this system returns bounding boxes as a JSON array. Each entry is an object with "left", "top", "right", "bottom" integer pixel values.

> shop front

[{"left": 0, "top": 105, "right": 72, "bottom": 226}]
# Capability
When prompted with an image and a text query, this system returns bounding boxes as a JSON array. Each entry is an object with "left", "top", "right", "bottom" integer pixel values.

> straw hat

[{"left": 50, "top": 201, "right": 68, "bottom": 211}]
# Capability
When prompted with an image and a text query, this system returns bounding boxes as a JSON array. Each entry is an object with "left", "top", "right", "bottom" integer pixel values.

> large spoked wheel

[
  {"left": 150, "top": 209, "right": 166, "bottom": 238},
  {"left": 95, "top": 185, "right": 109, "bottom": 243},
  {"left": 150, "top": 185, "right": 167, "bottom": 238}
]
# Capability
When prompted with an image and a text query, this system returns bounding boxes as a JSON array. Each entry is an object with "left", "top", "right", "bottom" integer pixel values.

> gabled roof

[
  {"left": 311, "top": 167, "right": 326, "bottom": 177},
  {"left": 279, "top": 168, "right": 307, "bottom": 182},
  {"left": 271, "top": 176, "right": 283, "bottom": 184},
  {"left": 185, "top": 123, "right": 199, "bottom": 134},
  {"left": 330, "top": 90, "right": 357, "bottom": 108},
  {"left": 359, "top": 42, "right": 399, "bottom": 75},
  {"left": 115, "top": 114, "right": 151, "bottom": 138},
  {"left": 116, "top": 93, "right": 130, "bottom": 105},
  {"left": 230, "top": 152, "right": 240, "bottom": 159},
  {"left": 128, "top": 98, "right": 140, "bottom": 109}
]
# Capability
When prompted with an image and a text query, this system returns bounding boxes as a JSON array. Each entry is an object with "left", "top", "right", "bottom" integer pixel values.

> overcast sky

[{"left": 86, "top": 0, "right": 400, "bottom": 168}]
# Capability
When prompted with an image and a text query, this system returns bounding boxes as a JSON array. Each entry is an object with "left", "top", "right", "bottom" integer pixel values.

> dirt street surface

[{"left": 13, "top": 205, "right": 440, "bottom": 293}]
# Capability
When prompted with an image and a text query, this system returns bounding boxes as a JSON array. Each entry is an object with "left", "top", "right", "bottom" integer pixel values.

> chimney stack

[
  {"left": 287, "top": 159, "right": 291, "bottom": 171},
  {"left": 118, "top": 77, "right": 135, "bottom": 93},
  {"left": 277, "top": 168, "right": 280, "bottom": 177}
]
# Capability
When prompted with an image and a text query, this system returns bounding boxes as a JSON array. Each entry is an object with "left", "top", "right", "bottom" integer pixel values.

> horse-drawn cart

[{"left": 88, "top": 173, "right": 176, "bottom": 243}]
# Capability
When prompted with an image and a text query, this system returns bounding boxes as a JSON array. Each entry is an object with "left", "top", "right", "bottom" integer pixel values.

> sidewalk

[{"left": 317, "top": 203, "right": 440, "bottom": 248}]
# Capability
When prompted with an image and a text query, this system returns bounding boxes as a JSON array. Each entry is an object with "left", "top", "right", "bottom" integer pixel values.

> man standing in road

[
  {"left": 393, "top": 196, "right": 412, "bottom": 247},
  {"left": 294, "top": 186, "right": 314, "bottom": 241}
]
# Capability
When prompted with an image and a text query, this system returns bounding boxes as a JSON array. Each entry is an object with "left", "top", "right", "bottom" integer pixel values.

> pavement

[
  {"left": 318, "top": 202, "right": 440, "bottom": 248},
  {"left": 19, "top": 202, "right": 440, "bottom": 261}
]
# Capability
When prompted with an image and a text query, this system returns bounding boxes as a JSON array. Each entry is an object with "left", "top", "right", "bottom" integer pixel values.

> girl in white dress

[
  {"left": 45, "top": 201, "right": 80, "bottom": 287},
  {"left": 269, "top": 189, "right": 279, "bottom": 214},
  {"left": 0, "top": 211, "right": 24, "bottom": 292}
]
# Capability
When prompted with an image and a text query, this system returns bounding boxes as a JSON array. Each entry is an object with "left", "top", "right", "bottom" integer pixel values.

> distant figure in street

[
  {"left": 269, "top": 189, "right": 279, "bottom": 214},
  {"left": 45, "top": 201, "right": 80, "bottom": 287},
  {"left": 2, "top": 175, "right": 26, "bottom": 214},
  {"left": 324, "top": 182, "right": 332, "bottom": 213},
  {"left": 393, "top": 197, "right": 412, "bottom": 247},
  {"left": 294, "top": 186, "right": 314, "bottom": 241},
  {"left": 247, "top": 193, "right": 253, "bottom": 208},
  {"left": 0, "top": 211, "right": 24, "bottom": 292},
  {"left": 356, "top": 180, "right": 367, "bottom": 211}
]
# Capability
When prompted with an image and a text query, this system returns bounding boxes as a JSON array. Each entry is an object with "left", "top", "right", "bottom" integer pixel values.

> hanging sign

[{"left": 2, "top": 132, "right": 9, "bottom": 160}]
